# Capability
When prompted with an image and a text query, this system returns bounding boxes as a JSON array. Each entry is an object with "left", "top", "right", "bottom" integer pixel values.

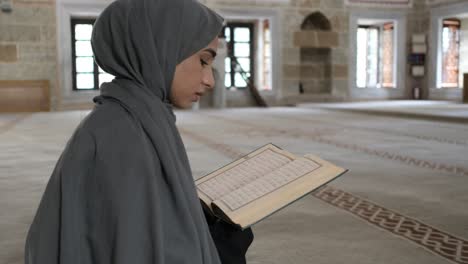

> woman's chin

[
  {"left": 174, "top": 101, "right": 193, "bottom": 109},
  {"left": 172, "top": 97, "right": 200, "bottom": 109}
]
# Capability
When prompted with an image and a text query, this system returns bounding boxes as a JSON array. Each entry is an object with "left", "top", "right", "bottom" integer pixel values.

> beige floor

[
  {"left": 1, "top": 103, "right": 468, "bottom": 264},
  {"left": 299, "top": 100, "right": 468, "bottom": 123}
]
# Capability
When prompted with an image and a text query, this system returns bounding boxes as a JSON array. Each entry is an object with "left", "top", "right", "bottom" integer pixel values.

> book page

[
  {"left": 216, "top": 158, "right": 321, "bottom": 211},
  {"left": 212, "top": 155, "right": 347, "bottom": 229},
  {"left": 197, "top": 149, "right": 292, "bottom": 202}
]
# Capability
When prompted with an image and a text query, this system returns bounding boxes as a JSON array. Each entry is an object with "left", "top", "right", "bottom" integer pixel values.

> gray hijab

[{"left": 24, "top": 0, "right": 224, "bottom": 263}]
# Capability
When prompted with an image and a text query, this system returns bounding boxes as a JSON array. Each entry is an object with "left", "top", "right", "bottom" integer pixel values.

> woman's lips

[{"left": 192, "top": 91, "right": 204, "bottom": 102}]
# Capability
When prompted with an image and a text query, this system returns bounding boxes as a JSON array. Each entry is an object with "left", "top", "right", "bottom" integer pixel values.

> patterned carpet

[{"left": 1, "top": 107, "right": 467, "bottom": 264}]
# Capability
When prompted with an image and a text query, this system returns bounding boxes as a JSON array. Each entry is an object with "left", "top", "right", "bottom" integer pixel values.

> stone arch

[
  {"left": 301, "top": 12, "right": 331, "bottom": 31},
  {"left": 298, "top": 12, "right": 333, "bottom": 95}
]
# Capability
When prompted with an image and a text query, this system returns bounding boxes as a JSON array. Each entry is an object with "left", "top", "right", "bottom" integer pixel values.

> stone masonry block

[
  {"left": 18, "top": 44, "right": 56, "bottom": 62},
  {"left": 294, "top": 31, "right": 339, "bottom": 48},
  {"left": 0, "top": 24, "right": 41, "bottom": 42},
  {"left": 283, "top": 64, "right": 301, "bottom": 79},
  {"left": 0, "top": 62, "right": 55, "bottom": 80},
  {"left": 282, "top": 48, "right": 301, "bottom": 64},
  {"left": 333, "top": 64, "right": 348, "bottom": 78},
  {"left": 293, "top": 0, "right": 321, "bottom": 8},
  {"left": 40, "top": 26, "right": 56, "bottom": 44},
  {"left": 10, "top": 6, "right": 55, "bottom": 25},
  {"left": 294, "top": 31, "right": 317, "bottom": 47},
  {"left": 300, "top": 65, "right": 324, "bottom": 79},
  {"left": 316, "top": 31, "right": 339, "bottom": 47},
  {"left": 322, "top": 0, "right": 343, "bottom": 9},
  {"left": 0, "top": 44, "right": 18, "bottom": 62}
]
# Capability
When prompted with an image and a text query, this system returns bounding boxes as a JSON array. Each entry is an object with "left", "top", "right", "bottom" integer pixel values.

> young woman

[{"left": 24, "top": 0, "right": 253, "bottom": 263}]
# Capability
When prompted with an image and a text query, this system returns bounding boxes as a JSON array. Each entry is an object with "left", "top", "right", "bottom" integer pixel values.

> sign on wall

[{"left": 345, "top": 0, "right": 413, "bottom": 8}]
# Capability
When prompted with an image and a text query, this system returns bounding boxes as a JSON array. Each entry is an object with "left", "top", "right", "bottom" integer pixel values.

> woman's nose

[{"left": 202, "top": 69, "right": 215, "bottom": 90}]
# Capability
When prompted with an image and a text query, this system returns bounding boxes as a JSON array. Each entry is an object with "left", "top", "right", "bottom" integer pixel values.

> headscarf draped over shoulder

[{"left": 24, "top": 0, "right": 224, "bottom": 263}]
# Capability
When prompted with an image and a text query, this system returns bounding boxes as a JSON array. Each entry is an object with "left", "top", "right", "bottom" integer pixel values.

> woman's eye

[{"left": 200, "top": 59, "right": 208, "bottom": 66}]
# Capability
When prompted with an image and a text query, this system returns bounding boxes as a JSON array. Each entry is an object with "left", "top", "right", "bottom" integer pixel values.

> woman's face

[{"left": 170, "top": 37, "right": 219, "bottom": 109}]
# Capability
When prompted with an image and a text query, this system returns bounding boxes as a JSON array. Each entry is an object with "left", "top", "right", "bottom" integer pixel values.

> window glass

[
  {"left": 225, "top": 73, "right": 232, "bottom": 87},
  {"left": 234, "top": 73, "right": 247, "bottom": 87},
  {"left": 99, "top": 73, "right": 114, "bottom": 86},
  {"left": 75, "top": 24, "right": 93, "bottom": 41},
  {"left": 225, "top": 57, "right": 231, "bottom": 73},
  {"left": 76, "top": 57, "right": 94, "bottom": 73},
  {"left": 237, "top": 58, "right": 250, "bottom": 72},
  {"left": 234, "top": 27, "right": 250, "bottom": 42},
  {"left": 224, "top": 28, "right": 231, "bottom": 42},
  {"left": 75, "top": 41, "right": 93, "bottom": 57},
  {"left": 76, "top": 73, "right": 95, "bottom": 89},
  {"left": 234, "top": 43, "right": 250, "bottom": 57}
]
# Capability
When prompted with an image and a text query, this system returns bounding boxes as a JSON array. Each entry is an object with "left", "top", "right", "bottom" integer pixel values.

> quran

[{"left": 196, "top": 144, "right": 348, "bottom": 230}]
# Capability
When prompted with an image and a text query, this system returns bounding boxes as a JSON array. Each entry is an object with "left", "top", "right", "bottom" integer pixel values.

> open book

[{"left": 196, "top": 144, "right": 348, "bottom": 230}]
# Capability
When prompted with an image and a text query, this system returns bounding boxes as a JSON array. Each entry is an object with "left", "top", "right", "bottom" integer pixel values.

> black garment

[{"left": 202, "top": 203, "right": 254, "bottom": 264}]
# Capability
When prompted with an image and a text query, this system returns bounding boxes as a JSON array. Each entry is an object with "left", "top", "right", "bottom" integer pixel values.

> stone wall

[
  {"left": 407, "top": 0, "right": 430, "bottom": 98},
  {"left": 202, "top": 0, "right": 349, "bottom": 106},
  {"left": 0, "top": 0, "right": 57, "bottom": 109},
  {"left": 1, "top": 0, "right": 468, "bottom": 110},
  {"left": 205, "top": 0, "right": 467, "bottom": 103},
  {"left": 426, "top": 0, "right": 468, "bottom": 7},
  {"left": 285, "top": 0, "right": 349, "bottom": 102}
]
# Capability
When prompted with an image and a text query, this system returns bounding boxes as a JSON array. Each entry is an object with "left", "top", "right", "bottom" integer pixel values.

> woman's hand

[{"left": 202, "top": 202, "right": 254, "bottom": 264}]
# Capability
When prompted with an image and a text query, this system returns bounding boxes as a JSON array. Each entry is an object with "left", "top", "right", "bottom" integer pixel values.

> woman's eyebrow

[{"left": 203, "top": 48, "right": 217, "bottom": 59}]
